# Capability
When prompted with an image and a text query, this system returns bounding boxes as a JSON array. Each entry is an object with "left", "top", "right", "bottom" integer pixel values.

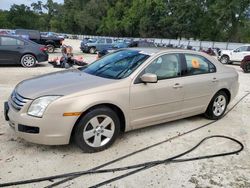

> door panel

[
  {"left": 232, "top": 46, "right": 249, "bottom": 61},
  {"left": 130, "top": 78, "right": 184, "bottom": 128},
  {"left": 0, "top": 37, "right": 24, "bottom": 64},
  {"left": 181, "top": 54, "right": 218, "bottom": 115},
  {"left": 233, "top": 52, "right": 245, "bottom": 61},
  {"left": 180, "top": 74, "right": 218, "bottom": 115},
  {"left": 129, "top": 53, "right": 184, "bottom": 129}
]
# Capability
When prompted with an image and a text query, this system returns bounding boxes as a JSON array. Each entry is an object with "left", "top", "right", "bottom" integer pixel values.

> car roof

[
  {"left": 127, "top": 47, "right": 203, "bottom": 56},
  {"left": 127, "top": 47, "right": 162, "bottom": 55}
]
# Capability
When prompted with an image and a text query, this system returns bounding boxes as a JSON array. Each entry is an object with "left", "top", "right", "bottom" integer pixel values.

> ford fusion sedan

[
  {"left": 0, "top": 35, "right": 48, "bottom": 67},
  {"left": 4, "top": 48, "right": 239, "bottom": 152}
]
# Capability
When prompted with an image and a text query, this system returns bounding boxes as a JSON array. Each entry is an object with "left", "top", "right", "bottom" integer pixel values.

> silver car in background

[{"left": 4, "top": 48, "right": 239, "bottom": 152}]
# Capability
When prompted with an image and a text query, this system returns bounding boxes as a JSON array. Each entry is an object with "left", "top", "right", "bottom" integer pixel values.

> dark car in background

[
  {"left": 80, "top": 38, "right": 115, "bottom": 54},
  {"left": 15, "top": 29, "right": 63, "bottom": 53},
  {"left": 0, "top": 35, "right": 48, "bottom": 67}
]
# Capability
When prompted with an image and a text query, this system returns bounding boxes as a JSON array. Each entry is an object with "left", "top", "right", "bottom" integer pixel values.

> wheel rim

[
  {"left": 221, "top": 57, "right": 228, "bottom": 64},
  {"left": 213, "top": 95, "right": 226, "bottom": 116},
  {"left": 23, "top": 56, "right": 35, "bottom": 67},
  {"left": 90, "top": 48, "right": 95, "bottom": 54},
  {"left": 83, "top": 115, "right": 115, "bottom": 147}
]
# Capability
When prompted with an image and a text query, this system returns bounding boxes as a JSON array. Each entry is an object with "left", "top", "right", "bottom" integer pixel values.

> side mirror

[
  {"left": 233, "top": 49, "right": 239, "bottom": 53},
  {"left": 140, "top": 73, "right": 158, "bottom": 83}
]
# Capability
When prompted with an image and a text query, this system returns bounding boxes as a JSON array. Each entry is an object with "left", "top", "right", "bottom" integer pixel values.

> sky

[{"left": 0, "top": 0, "right": 64, "bottom": 10}]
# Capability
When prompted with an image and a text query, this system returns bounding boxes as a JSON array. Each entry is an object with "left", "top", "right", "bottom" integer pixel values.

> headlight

[{"left": 27, "top": 96, "right": 61, "bottom": 118}]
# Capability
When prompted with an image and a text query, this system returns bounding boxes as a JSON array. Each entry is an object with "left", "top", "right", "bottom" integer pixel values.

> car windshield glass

[
  {"left": 88, "top": 39, "right": 97, "bottom": 43},
  {"left": 81, "top": 50, "right": 149, "bottom": 79}
]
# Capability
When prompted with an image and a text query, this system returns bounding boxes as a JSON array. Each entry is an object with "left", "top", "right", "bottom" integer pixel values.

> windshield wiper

[{"left": 116, "top": 56, "right": 148, "bottom": 79}]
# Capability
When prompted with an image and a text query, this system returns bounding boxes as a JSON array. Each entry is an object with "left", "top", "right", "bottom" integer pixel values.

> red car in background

[{"left": 241, "top": 55, "right": 250, "bottom": 73}]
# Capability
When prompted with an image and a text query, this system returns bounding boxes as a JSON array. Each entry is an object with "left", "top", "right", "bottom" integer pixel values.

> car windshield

[{"left": 81, "top": 50, "right": 149, "bottom": 79}]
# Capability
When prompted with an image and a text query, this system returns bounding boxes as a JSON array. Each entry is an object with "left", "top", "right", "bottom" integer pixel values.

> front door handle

[
  {"left": 173, "top": 83, "right": 183, "bottom": 89},
  {"left": 212, "top": 77, "right": 219, "bottom": 83}
]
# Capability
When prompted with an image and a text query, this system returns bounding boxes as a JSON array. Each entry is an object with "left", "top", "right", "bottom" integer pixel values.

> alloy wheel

[
  {"left": 220, "top": 56, "right": 229, "bottom": 64},
  {"left": 83, "top": 115, "right": 115, "bottom": 147},
  {"left": 213, "top": 95, "right": 226, "bottom": 116},
  {"left": 22, "top": 55, "right": 35, "bottom": 67}
]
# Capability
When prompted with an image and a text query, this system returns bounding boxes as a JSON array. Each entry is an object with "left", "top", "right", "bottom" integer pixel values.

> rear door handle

[{"left": 173, "top": 83, "right": 183, "bottom": 89}]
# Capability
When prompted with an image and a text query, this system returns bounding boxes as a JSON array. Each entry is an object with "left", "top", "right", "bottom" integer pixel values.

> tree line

[{"left": 0, "top": 0, "right": 250, "bottom": 42}]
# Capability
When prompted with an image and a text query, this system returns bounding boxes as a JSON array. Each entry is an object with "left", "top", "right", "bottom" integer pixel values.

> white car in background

[{"left": 220, "top": 45, "right": 250, "bottom": 64}]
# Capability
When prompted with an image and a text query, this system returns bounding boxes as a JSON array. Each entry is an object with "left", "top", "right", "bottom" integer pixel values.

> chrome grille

[{"left": 10, "top": 90, "right": 30, "bottom": 111}]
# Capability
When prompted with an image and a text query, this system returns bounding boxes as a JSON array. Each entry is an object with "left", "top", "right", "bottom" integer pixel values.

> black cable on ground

[
  {"left": 0, "top": 92, "right": 249, "bottom": 188},
  {"left": 89, "top": 135, "right": 244, "bottom": 187}
]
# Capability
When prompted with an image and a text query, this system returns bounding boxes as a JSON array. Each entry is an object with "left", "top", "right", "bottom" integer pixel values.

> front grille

[{"left": 10, "top": 90, "right": 30, "bottom": 111}]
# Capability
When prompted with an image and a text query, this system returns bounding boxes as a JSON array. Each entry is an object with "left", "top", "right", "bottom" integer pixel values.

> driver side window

[
  {"left": 144, "top": 54, "right": 181, "bottom": 80},
  {"left": 236, "top": 46, "right": 248, "bottom": 52}
]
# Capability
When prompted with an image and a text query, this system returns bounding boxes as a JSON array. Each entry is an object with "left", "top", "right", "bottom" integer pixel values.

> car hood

[
  {"left": 221, "top": 50, "right": 232, "bottom": 54},
  {"left": 16, "top": 69, "right": 116, "bottom": 99}
]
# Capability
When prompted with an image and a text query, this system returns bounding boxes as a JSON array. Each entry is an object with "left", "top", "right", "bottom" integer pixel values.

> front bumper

[
  {"left": 80, "top": 46, "right": 90, "bottom": 52},
  {"left": 5, "top": 100, "right": 77, "bottom": 145}
]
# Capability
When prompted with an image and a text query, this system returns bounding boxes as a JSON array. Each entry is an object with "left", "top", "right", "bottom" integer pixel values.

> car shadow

[{"left": 0, "top": 64, "right": 23, "bottom": 68}]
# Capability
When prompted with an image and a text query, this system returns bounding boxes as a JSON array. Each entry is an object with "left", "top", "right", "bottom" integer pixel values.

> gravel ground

[{"left": 0, "top": 39, "right": 250, "bottom": 188}]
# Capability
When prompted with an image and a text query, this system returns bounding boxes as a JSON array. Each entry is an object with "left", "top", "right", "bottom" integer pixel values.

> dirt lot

[{"left": 0, "top": 39, "right": 250, "bottom": 188}]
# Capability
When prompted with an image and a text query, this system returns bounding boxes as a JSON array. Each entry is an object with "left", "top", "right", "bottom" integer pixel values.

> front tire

[
  {"left": 74, "top": 107, "right": 120, "bottom": 153},
  {"left": 220, "top": 55, "right": 230, "bottom": 64},
  {"left": 205, "top": 91, "right": 229, "bottom": 120},
  {"left": 20, "top": 54, "right": 36, "bottom": 67},
  {"left": 89, "top": 47, "right": 96, "bottom": 54}
]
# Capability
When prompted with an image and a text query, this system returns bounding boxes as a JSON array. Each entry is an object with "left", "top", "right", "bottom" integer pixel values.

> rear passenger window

[
  {"left": 184, "top": 54, "right": 216, "bottom": 75},
  {"left": 98, "top": 38, "right": 105, "bottom": 43},
  {"left": 16, "top": 39, "right": 25, "bottom": 46},
  {"left": 1, "top": 37, "right": 17, "bottom": 46},
  {"left": 106, "top": 39, "right": 112, "bottom": 43}
]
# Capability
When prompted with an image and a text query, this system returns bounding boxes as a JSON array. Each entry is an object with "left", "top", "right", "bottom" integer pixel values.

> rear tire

[
  {"left": 74, "top": 107, "right": 120, "bottom": 153},
  {"left": 205, "top": 91, "right": 229, "bottom": 120},
  {"left": 20, "top": 54, "right": 36, "bottom": 68},
  {"left": 47, "top": 45, "right": 55, "bottom": 53}
]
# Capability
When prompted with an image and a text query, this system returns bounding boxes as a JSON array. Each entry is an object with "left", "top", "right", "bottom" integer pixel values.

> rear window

[{"left": 106, "top": 39, "right": 112, "bottom": 43}]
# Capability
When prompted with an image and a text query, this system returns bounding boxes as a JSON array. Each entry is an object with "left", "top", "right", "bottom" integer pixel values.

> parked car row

[{"left": 80, "top": 38, "right": 156, "bottom": 54}]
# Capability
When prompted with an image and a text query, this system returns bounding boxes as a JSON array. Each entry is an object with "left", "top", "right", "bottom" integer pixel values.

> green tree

[{"left": 7, "top": 4, "right": 39, "bottom": 29}]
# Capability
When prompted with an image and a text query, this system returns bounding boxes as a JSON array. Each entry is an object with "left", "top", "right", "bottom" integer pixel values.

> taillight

[{"left": 40, "top": 47, "right": 47, "bottom": 52}]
